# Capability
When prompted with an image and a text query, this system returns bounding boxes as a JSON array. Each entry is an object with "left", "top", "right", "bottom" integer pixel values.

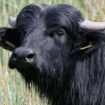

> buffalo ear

[
  {"left": 0, "top": 27, "right": 19, "bottom": 51},
  {"left": 78, "top": 30, "right": 105, "bottom": 54}
]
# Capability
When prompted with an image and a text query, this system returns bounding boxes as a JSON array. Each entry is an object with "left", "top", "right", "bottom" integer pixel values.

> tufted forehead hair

[
  {"left": 43, "top": 4, "right": 84, "bottom": 29},
  {"left": 16, "top": 4, "right": 42, "bottom": 30},
  {"left": 16, "top": 4, "right": 84, "bottom": 33}
]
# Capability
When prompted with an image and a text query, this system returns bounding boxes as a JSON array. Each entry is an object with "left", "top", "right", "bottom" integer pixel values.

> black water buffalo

[{"left": 1, "top": 4, "right": 105, "bottom": 105}]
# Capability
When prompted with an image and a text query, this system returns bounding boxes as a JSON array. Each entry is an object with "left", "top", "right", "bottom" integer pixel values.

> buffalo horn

[
  {"left": 8, "top": 16, "right": 16, "bottom": 27},
  {"left": 79, "top": 19, "right": 105, "bottom": 30}
]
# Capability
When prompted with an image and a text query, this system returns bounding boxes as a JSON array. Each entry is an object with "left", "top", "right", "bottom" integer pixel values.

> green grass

[{"left": 0, "top": 0, "right": 105, "bottom": 105}]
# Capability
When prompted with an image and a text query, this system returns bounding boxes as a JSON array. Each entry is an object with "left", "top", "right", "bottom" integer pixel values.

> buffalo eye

[
  {"left": 49, "top": 28, "right": 65, "bottom": 37},
  {"left": 54, "top": 29, "right": 65, "bottom": 36},
  {"left": 48, "top": 28, "right": 66, "bottom": 43}
]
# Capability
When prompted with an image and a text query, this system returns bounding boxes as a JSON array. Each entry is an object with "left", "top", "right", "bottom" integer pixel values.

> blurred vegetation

[{"left": 0, "top": 0, "right": 105, "bottom": 105}]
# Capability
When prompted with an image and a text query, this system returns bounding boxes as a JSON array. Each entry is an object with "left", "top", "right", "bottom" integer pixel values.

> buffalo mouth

[
  {"left": 9, "top": 56, "right": 26, "bottom": 69},
  {"left": 8, "top": 55, "right": 39, "bottom": 83}
]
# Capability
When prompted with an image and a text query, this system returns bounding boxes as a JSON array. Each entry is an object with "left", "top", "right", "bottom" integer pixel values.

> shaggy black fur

[{"left": 1, "top": 4, "right": 105, "bottom": 105}]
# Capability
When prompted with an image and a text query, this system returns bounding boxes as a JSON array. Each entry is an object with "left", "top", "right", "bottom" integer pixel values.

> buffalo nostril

[
  {"left": 12, "top": 47, "right": 35, "bottom": 64},
  {"left": 26, "top": 53, "right": 35, "bottom": 59},
  {"left": 13, "top": 47, "right": 35, "bottom": 58},
  {"left": 25, "top": 53, "right": 35, "bottom": 63}
]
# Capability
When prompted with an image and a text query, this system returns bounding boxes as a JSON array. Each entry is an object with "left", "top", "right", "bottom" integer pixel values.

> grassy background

[{"left": 0, "top": 0, "right": 105, "bottom": 105}]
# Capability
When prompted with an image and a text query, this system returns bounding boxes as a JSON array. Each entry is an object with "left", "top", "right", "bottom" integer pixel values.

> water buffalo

[{"left": 1, "top": 4, "right": 105, "bottom": 105}]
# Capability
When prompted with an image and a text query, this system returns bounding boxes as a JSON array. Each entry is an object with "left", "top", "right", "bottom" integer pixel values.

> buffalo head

[{"left": 1, "top": 4, "right": 105, "bottom": 105}]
